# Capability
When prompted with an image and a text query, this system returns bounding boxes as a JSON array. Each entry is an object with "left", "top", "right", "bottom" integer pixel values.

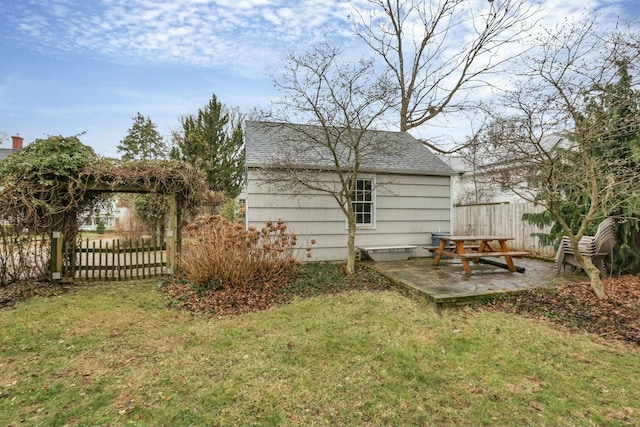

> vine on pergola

[
  {"left": 88, "top": 158, "right": 209, "bottom": 206},
  {"left": 0, "top": 135, "right": 208, "bottom": 285}
]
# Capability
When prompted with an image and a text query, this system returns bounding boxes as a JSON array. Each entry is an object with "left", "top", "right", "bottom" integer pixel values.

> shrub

[
  {"left": 96, "top": 219, "right": 106, "bottom": 234},
  {"left": 113, "top": 200, "right": 148, "bottom": 245},
  {"left": 179, "top": 215, "right": 314, "bottom": 290}
]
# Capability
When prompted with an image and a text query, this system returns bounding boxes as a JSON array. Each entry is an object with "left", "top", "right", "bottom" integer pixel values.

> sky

[{"left": 1, "top": 0, "right": 638, "bottom": 158}]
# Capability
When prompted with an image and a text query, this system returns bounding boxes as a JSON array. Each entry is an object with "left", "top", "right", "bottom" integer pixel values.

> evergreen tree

[
  {"left": 584, "top": 63, "right": 640, "bottom": 273},
  {"left": 117, "top": 112, "right": 167, "bottom": 161},
  {"left": 170, "top": 94, "right": 245, "bottom": 198},
  {"left": 524, "top": 62, "right": 640, "bottom": 274},
  {"left": 117, "top": 112, "right": 169, "bottom": 244}
]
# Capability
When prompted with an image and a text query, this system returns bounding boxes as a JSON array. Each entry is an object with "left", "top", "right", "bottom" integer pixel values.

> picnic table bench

[{"left": 426, "top": 235, "right": 528, "bottom": 275}]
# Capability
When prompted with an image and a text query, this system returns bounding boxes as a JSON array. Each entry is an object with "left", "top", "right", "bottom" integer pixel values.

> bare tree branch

[
  {"left": 466, "top": 17, "right": 640, "bottom": 298},
  {"left": 351, "top": 0, "right": 540, "bottom": 135},
  {"left": 265, "top": 45, "right": 397, "bottom": 274}
]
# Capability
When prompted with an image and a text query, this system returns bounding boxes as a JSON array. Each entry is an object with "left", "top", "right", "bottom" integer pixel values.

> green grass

[{"left": 1, "top": 280, "right": 639, "bottom": 426}]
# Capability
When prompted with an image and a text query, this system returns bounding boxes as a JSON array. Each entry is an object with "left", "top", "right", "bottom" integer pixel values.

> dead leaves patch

[
  {"left": 486, "top": 276, "right": 640, "bottom": 345},
  {"left": 0, "top": 281, "right": 69, "bottom": 308},
  {"left": 161, "top": 264, "right": 394, "bottom": 316}
]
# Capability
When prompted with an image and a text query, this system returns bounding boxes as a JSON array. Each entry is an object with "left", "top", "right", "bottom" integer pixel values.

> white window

[{"left": 351, "top": 178, "right": 374, "bottom": 227}]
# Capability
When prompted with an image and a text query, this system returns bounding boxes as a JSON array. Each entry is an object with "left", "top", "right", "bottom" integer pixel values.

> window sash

[{"left": 352, "top": 179, "right": 374, "bottom": 226}]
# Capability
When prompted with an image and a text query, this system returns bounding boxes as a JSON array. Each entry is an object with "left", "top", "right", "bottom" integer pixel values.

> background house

[
  {"left": 443, "top": 135, "right": 568, "bottom": 206},
  {"left": 441, "top": 155, "right": 526, "bottom": 206},
  {"left": 244, "top": 121, "right": 457, "bottom": 262},
  {"left": 0, "top": 135, "right": 24, "bottom": 161},
  {"left": 80, "top": 198, "right": 129, "bottom": 232},
  {"left": 440, "top": 139, "right": 563, "bottom": 255}
]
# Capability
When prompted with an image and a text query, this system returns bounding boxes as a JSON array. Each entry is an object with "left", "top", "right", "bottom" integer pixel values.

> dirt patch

[{"left": 485, "top": 276, "right": 640, "bottom": 345}]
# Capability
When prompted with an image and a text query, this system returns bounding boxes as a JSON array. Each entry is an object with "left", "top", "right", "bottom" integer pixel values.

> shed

[{"left": 244, "top": 120, "right": 456, "bottom": 262}]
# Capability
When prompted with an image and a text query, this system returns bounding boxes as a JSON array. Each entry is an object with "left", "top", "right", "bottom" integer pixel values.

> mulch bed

[
  {"left": 484, "top": 276, "right": 640, "bottom": 345},
  {"left": 160, "top": 264, "right": 395, "bottom": 316}
]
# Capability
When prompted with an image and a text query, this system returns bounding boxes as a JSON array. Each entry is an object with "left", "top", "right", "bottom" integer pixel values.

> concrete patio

[{"left": 368, "top": 256, "right": 587, "bottom": 306}]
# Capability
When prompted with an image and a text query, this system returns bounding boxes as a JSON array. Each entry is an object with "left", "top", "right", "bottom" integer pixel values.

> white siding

[{"left": 246, "top": 169, "right": 451, "bottom": 261}]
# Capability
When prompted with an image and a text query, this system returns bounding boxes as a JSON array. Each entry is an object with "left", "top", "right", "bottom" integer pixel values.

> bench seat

[
  {"left": 360, "top": 246, "right": 416, "bottom": 262},
  {"left": 424, "top": 245, "right": 480, "bottom": 252},
  {"left": 456, "top": 251, "right": 529, "bottom": 259}
]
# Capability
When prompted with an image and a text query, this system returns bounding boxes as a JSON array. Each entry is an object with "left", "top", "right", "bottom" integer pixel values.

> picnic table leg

[
  {"left": 456, "top": 242, "right": 473, "bottom": 275},
  {"left": 499, "top": 240, "right": 517, "bottom": 272},
  {"left": 432, "top": 240, "right": 446, "bottom": 265},
  {"left": 460, "top": 260, "right": 472, "bottom": 275},
  {"left": 478, "top": 240, "right": 498, "bottom": 253}
]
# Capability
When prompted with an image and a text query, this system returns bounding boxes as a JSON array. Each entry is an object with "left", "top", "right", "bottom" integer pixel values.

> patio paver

[{"left": 369, "top": 257, "right": 586, "bottom": 306}]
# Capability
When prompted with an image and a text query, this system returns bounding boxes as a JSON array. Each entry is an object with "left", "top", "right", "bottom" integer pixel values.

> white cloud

[
  {"left": 4, "top": 0, "right": 353, "bottom": 77},
  {"left": 0, "top": 0, "right": 636, "bottom": 155},
  {"left": 4, "top": 0, "right": 634, "bottom": 74}
]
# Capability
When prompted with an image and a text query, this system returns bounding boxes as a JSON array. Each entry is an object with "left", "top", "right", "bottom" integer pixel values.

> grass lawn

[{"left": 1, "top": 278, "right": 639, "bottom": 426}]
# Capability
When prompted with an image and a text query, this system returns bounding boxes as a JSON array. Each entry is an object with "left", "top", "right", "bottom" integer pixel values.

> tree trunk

[
  {"left": 345, "top": 218, "right": 357, "bottom": 275},
  {"left": 573, "top": 251, "right": 609, "bottom": 299},
  {"left": 584, "top": 261, "right": 608, "bottom": 300},
  {"left": 400, "top": 96, "right": 410, "bottom": 132}
]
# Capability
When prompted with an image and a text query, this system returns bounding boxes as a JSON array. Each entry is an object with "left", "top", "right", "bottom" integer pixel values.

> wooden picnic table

[{"left": 426, "top": 235, "right": 529, "bottom": 275}]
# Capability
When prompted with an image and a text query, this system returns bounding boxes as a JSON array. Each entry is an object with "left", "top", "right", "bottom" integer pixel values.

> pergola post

[
  {"left": 50, "top": 231, "right": 63, "bottom": 283},
  {"left": 166, "top": 193, "right": 181, "bottom": 275}
]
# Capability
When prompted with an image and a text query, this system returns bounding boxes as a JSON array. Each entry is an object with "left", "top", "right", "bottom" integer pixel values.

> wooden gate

[{"left": 69, "top": 238, "right": 168, "bottom": 281}]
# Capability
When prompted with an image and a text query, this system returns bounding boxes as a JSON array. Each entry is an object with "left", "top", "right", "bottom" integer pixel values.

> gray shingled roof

[
  {"left": 245, "top": 121, "right": 455, "bottom": 176},
  {"left": 0, "top": 148, "right": 17, "bottom": 161}
]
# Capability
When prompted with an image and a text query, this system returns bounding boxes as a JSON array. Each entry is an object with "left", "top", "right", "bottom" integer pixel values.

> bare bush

[
  {"left": 179, "top": 216, "right": 314, "bottom": 290},
  {"left": 0, "top": 230, "right": 50, "bottom": 286},
  {"left": 113, "top": 198, "right": 149, "bottom": 246}
]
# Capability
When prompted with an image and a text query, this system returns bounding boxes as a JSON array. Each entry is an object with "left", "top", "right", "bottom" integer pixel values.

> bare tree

[
  {"left": 266, "top": 45, "right": 396, "bottom": 275},
  {"left": 451, "top": 116, "right": 509, "bottom": 205},
  {"left": 353, "top": 0, "right": 537, "bottom": 152},
  {"left": 350, "top": 0, "right": 539, "bottom": 152},
  {"left": 471, "top": 18, "right": 640, "bottom": 298}
]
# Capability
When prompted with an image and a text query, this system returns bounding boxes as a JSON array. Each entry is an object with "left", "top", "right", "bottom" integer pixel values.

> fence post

[{"left": 50, "top": 231, "right": 63, "bottom": 284}]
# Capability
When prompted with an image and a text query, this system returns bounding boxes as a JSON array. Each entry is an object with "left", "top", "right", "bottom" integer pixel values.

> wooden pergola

[{"left": 50, "top": 181, "right": 183, "bottom": 283}]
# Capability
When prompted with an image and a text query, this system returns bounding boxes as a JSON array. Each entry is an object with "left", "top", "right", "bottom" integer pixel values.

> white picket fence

[{"left": 453, "top": 202, "right": 555, "bottom": 256}]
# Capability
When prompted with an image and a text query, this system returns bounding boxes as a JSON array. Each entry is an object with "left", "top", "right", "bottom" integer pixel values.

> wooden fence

[
  {"left": 69, "top": 238, "right": 167, "bottom": 281},
  {"left": 453, "top": 202, "right": 555, "bottom": 256}
]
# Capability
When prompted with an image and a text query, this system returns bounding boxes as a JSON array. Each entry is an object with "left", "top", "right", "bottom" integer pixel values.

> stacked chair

[{"left": 555, "top": 217, "right": 617, "bottom": 275}]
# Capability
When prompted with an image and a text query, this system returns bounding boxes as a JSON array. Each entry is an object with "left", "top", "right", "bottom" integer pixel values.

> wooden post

[
  {"left": 50, "top": 231, "right": 63, "bottom": 284},
  {"left": 176, "top": 196, "right": 182, "bottom": 271},
  {"left": 167, "top": 193, "right": 177, "bottom": 275}
]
